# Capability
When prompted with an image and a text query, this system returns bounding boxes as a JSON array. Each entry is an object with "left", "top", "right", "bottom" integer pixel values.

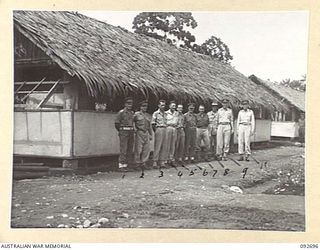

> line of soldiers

[{"left": 114, "top": 97, "right": 255, "bottom": 170}]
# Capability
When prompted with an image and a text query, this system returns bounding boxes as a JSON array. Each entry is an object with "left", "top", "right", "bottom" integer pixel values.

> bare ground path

[{"left": 11, "top": 145, "right": 305, "bottom": 231}]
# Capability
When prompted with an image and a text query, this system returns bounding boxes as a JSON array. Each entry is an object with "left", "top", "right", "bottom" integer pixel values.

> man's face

[
  {"left": 170, "top": 103, "right": 176, "bottom": 111},
  {"left": 199, "top": 106, "right": 205, "bottom": 113},
  {"left": 141, "top": 104, "right": 148, "bottom": 112},
  {"left": 212, "top": 105, "right": 218, "bottom": 112},
  {"left": 243, "top": 104, "right": 249, "bottom": 110},
  {"left": 188, "top": 106, "right": 195, "bottom": 112},
  {"left": 177, "top": 105, "right": 183, "bottom": 113},
  {"left": 159, "top": 102, "right": 166, "bottom": 111},
  {"left": 125, "top": 102, "right": 133, "bottom": 110},
  {"left": 222, "top": 103, "right": 228, "bottom": 109}
]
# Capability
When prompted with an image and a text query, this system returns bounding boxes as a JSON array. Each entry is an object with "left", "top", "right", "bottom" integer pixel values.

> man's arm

[
  {"left": 236, "top": 111, "right": 240, "bottom": 134},
  {"left": 151, "top": 112, "right": 157, "bottom": 132},
  {"left": 230, "top": 110, "right": 234, "bottom": 132},
  {"left": 114, "top": 111, "right": 121, "bottom": 131},
  {"left": 251, "top": 110, "right": 255, "bottom": 134}
]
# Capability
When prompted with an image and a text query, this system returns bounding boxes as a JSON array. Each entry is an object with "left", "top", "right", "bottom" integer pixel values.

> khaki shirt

[
  {"left": 184, "top": 112, "right": 197, "bottom": 128},
  {"left": 177, "top": 113, "right": 185, "bottom": 128},
  {"left": 134, "top": 111, "right": 152, "bottom": 133},
  {"left": 115, "top": 108, "right": 134, "bottom": 127},
  {"left": 165, "top": 109, "right": 179, "bottom": 127},
  {"left": 207, "top": 111, "right": 218, "bottom": 128},
  {"left": 217, "top": 108, "right": 233, "bottom": 125},
  {"left": 237, "top": 109, "right": 255, "bottom": 132},
  {"left": 151, "top": 109, "right": 167, "bottom": 127}
]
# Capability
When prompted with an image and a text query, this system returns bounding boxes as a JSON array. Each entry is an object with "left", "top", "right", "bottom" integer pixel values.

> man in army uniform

[
  {"left": 114, "top": 97, "right": 134, "bottom": 169},
  {"left": 133, "top": 100, "right": 153, "bottom": 169},
  {"left": 165, "top": 101, "right": 179, "bottom": 164},
  {"left": 151, "top": 100, "right": 168, "bottom": 168},
  {"left": 237, "top": 100, "right": 255, "bottom": 161},
  {"left": 184, "top": 103, "right": 197, "bottom": 163},
  {"left": 196, "top": 104, "right": 210, "bottom": 161},
  {"left": 216, "top": 99, "right": 234, "bottom": 161},
  {"left": 175, "top": 104, "right": 185, "bottom": 163},
  {"left": 207, "top": 102, "right": 219, "bottom": 158}
]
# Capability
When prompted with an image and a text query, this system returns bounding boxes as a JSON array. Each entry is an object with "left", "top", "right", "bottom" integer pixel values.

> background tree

[
  {"left": 132, "top": 12, "right": 197, "bottom": 50},
  {"left": 132, "top": 12, "right": 233, "bottom": 63},
  {"left": 279, "top": 76, "right": 306, "bottom": 92},
  {"left": 193, "top": 36, "right": 233, "bottom": 63}
]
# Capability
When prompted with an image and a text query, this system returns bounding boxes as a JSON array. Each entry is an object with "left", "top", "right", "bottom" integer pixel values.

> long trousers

[
  {"left": 208, "top": 124, "right": 217, "bottom": 154},
  {"left": 118, "top": 130, "right": 134, "bottom": 164},
  {"left": 134, "top": 130, "right": 151, "bottom": 164},
  {"left": 196, "top": 128, "right": 210, "bottom": 152},
  {"left": 153, "top": 127, "right": 168, "bottom": 165},
  {"left": 216, "top": 124, "right": 231, "bottom": 156},
  {"left": 238, "top": 124, "right": 252, "bottom": 155},
  {"left": 184, "top": 127, "right": 197, "bottom": 158},
  {"left": 166, "top": 126, "right": 177, "bottom": 161},
  {"left": 175, "top": 128, "right": 185, "bottom": 160}
]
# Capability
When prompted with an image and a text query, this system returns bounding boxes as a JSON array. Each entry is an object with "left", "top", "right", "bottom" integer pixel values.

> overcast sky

[{"left": 81, "top": 11, "right": 309, "bottom": 82}]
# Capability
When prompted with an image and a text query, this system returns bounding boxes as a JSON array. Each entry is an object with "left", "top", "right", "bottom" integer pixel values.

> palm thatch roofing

[
  {"left": 13, "top": 11, "right": 288, "bottom": 111},
  {"left": 249, "top": 75, "right": 305, "bottom": 112}
]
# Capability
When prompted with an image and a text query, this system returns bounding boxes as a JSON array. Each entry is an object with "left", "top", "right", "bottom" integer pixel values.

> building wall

[
  {"left": 233, "top": 119, "right": 271, "bottom": 143},
  {"left": 271, "top": 121, "right": 299, "bottom": 138},
  {"left": 14, "top": 111, "right": 73, "bottom": 157},
  {"left": 73, "top": 111, "right": 119, "bottom": 156}
]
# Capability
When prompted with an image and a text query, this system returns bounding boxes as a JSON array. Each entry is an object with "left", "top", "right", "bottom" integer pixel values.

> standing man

[
  {"left": 175, "top": 104, "right": 185, "bottom": 163},
  {"left": 207, "top": 102, "right": 219, "bottom": 158},
  {"left": 151, "top": 100, "right": 168, "bottom": 168},
  {"left": 114, "top": 97, "right": 135, "bottom": 169},
  {"left": 133, "top": 100, "right": 153, "bottom": 169},
  {"left": 237, "top": 100, "right": 255, "bottom": 161},
  {"left": 196, "top": 105, "right": 210, "bottom": 161},
  {"left": 216, "top": 99, "right": 234, "bottom": 161},
  {"left": 166, "top": 101, "right": 178, "bottom": 164},
  {"left": 184, "top": 103, "right": 197, "bottom": 163}
]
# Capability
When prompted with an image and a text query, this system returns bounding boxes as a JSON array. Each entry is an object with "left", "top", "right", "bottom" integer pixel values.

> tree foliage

[
  {"left": 132, "top": 12, "right": 233, "bottom": 63},
  {"left": 193, "top": 36, "right": 233, "bottom": 63},
  {"left": 279, "top": 76, "right": 306, "bottom": 92},
  {"left": 133, "top": 12, "right": 197, "bottom": 50}
]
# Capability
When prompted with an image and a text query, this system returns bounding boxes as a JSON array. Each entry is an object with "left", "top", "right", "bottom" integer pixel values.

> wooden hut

[
  {"left": 13, "top": 11, "right": 287, "bottom": 168},
  {"left": 249, "top": 75, "right": 305, "bottom": 139}
]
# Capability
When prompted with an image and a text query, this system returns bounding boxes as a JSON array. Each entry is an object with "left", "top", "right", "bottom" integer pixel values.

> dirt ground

[{"left": 11, "top": 145, "right": 305, "bottom": 231}]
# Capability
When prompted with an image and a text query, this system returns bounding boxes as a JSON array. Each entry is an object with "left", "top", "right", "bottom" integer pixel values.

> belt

[
  {"left": 177, "top": 127, "right": 184, "bottom": 129},
  {"left": 136, "top": 129, "right": 148, "bottom": 132},
  {"left": 219, "top": 122, "right": 230, "bottom": 125},
  {"left": 167, "top": 125, "right": 177, "bottom": 128},
  {"left": 119, "top": 127, "right": 134, "bottom": 131},
  {"left": 156, "top": 126, "right": 167, "bottom": 128},
  {"left": 197, "top": 126, "right": 208, "bottom": 129},
  {"left": 239, "top": 122, "right": 251, "bottom": 125}
]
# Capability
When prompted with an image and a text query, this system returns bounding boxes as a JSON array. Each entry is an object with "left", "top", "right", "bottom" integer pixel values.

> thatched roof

[
  {"left": 13, "top": 11, "right": 288, "bottom": 111},
  {"left": 249, "top": 75, "right": 305, "bottom": 112}
]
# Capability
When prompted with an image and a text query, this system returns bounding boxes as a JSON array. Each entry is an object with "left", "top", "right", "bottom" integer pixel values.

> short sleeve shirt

[
  {"left": 151, "top": 109, "right": 167, "bottom": 127},
  {"left": 207, "top": 111, "right": 218, "bottom": 128},
  {"left": 115, "top": 108, "right": 134, "bottom": 127},
  {"left": 166, "top": 110, "right": 179, "bottom": 127}
]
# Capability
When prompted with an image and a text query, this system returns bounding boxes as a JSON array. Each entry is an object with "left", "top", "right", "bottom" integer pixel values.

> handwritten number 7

[{"left": 212, "top": 170, "right": 217, "bottom": 178}]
